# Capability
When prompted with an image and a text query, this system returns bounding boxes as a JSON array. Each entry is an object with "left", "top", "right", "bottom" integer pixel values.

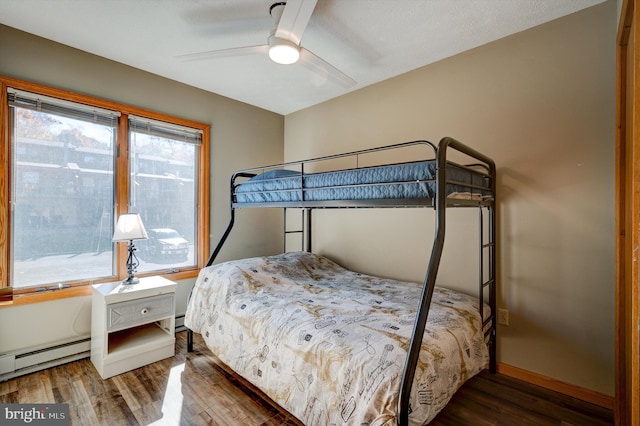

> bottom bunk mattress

[{"left": 185, "top": 252, "right": 488, "bottom": 425}]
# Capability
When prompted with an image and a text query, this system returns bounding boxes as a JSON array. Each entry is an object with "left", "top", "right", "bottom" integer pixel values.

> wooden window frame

[{"left": 0, "top": 76, "right": 210, "bottom": 306}]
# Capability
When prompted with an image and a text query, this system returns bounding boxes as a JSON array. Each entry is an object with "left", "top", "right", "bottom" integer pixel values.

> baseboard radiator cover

[
  {"left": 175, "top": 314, "right": 186, "bottom": 332},
  {"left": 0, "top": 337, "right": 91, "bottom": 382},
  {"left": 1, "top": 314, "right": 184, "bottom": 382}
]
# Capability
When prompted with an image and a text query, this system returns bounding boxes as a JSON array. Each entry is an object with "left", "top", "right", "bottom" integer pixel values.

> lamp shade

[{"left": 112, "top": 213, "right": 148, "bottom": 242}]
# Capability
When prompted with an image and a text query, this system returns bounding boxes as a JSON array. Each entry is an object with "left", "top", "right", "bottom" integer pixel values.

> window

[
  {"left": 9, "top": 89, "right": 118, "bottom": 288},
  {"left": 1, "top": 79, "right": 209, "bottom": 296},
  {"left": 128, "top": 116, "right": 200, "bottom": 273}
]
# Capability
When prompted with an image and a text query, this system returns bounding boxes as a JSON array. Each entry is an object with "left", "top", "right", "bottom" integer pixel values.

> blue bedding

[{"left": 234, "top": 160, "right": 490, "bottom": 203}]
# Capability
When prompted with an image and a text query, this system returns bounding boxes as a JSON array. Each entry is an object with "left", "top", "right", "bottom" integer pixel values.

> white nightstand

[{"left": 90, "top": 276, "right": 176, "bottom": 379}]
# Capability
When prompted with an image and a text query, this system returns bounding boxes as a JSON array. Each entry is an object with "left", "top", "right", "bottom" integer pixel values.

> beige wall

[
  {"left": 284, "top": 1, "right": 616, "bottom": 395},
  {"left": 0, "top": 25, "right": 284, "bottom": 354}
]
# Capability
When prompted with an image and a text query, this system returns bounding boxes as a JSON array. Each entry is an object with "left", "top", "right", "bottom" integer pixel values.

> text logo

[{"left": 1, "top": 404, "right": 69, "bottom": 425}]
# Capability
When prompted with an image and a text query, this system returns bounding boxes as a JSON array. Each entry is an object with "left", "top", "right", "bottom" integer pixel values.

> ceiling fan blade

[
  {"left": 299, "top": 48, "right": 356, "bottom": 88},
  {"left": 177, "top": 45, "right": 268, "bottom": 61},
  {"left": 275, "top": 0, "right": 318, "bottom": 45}
]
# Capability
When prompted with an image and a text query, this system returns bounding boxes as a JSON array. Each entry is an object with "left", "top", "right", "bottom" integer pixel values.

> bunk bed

[{"left": 185, "top": 137, "right": 496, "bottom": 425}]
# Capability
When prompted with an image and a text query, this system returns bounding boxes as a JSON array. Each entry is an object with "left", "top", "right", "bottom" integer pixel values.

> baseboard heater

[
  {"left": 0, "top": 337, "right": 91, "bottom": 382},
  {"left": 175, "top": 314, "right": 186, "bottom": 332},
  {"left": 1, "top": 314, "right": 185, "bottom": 382}
]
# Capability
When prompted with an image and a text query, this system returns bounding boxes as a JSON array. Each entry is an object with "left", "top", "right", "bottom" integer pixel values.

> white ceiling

[{"left": 0, "top": 0, "right": 605, "bottom": 115}]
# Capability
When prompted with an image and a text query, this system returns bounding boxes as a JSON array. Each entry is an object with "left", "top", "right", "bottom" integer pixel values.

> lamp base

[
  {"left": 122, "top": 239, "right": 141, "bottom": 285},
  {"left": 122, "top": 277, "right": 140, "bottom": 285}
]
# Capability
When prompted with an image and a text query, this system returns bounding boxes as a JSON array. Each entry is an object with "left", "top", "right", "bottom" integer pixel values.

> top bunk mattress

[{"left": 234, "top": 160, "right": 491, "bottom": 204}]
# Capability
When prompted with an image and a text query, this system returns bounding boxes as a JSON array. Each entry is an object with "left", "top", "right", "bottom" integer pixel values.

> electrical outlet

[{"left": 497, "top": 308, "right": 510, "bottom": 326}]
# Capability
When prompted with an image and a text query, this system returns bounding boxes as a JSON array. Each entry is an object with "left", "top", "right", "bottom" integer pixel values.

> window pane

[
  {"left": 11, "top": 107, "right": 116, "bottom": 288},
  {"left": 130, "top": 127, "right": 197, "bottom": 272}
]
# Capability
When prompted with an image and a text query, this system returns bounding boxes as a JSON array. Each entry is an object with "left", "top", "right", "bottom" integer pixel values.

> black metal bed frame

[{"left": 186, "top": 136, "right": 496, "bottom": 426}]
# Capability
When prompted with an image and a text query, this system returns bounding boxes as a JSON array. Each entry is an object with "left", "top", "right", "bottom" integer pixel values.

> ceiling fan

[{"left": 178, "top": 0, "right": 356, "bottom": 87}]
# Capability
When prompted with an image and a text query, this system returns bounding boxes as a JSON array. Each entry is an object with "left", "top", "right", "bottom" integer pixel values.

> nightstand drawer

[{"left": 107, "top": 293, "right": 174, "bottom": 331}]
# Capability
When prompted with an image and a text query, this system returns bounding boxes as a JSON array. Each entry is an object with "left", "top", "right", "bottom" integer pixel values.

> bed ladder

[
  {"left": 284, "top": 208, "right": 311, "bottom": 252},
  {"left": 480, "top": 204, "right": 497, "bottom": 374}
]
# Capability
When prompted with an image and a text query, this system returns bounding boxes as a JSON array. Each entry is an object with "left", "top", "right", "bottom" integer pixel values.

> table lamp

[{"left": 112, "top": 213, "right": 148, "bottom": 285}]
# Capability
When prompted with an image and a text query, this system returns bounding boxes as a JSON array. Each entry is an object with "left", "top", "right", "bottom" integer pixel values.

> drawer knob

[{"left": 141, "top": 308, "right": 149, "bottom": 315}]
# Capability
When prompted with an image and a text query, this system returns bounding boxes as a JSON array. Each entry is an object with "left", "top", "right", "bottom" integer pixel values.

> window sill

[
  {"left": 0, "top": 269, "right": 198, "bottom": 308},
  {"left": 0, "top": 285, "right": 92, "bottom": 308}
]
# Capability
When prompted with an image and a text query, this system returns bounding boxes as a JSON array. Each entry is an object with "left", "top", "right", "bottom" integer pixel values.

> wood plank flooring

[{"left": 0, "top": 331, "right": 613, "bottom": 425}]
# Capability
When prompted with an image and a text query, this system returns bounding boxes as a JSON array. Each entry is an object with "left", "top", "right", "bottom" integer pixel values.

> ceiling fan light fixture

[{"left": 268, "top": 35, "right": 300, "bottom": 64}]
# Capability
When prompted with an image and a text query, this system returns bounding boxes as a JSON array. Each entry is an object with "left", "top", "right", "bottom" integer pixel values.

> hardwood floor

[
  {"left": 0, "top": 331, "right": 613, "bottom": 425},
  {"left": 431, "top": 372, "right": 613, "bottom": 426}
]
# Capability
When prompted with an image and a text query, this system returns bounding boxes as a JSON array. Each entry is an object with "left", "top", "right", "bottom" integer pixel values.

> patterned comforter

[{"left": 185, "top": 252, "right": 488, "bottom": 425}]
